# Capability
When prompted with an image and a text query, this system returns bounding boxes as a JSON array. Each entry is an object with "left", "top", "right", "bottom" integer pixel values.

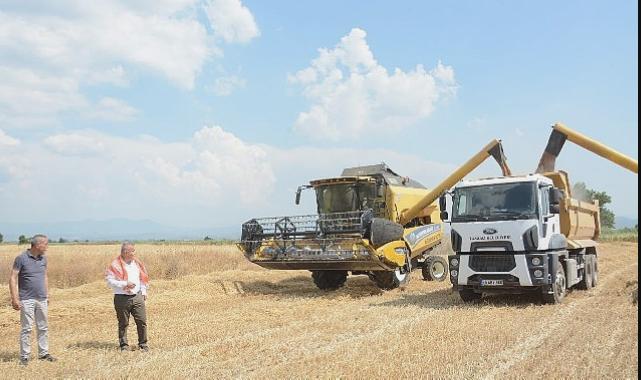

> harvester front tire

[
  {"left": 311, "top": 270, "right": 348, "bottom": 290},
  {"left": 458, "top": 289, "right": 482, "bottom": 303},
  {"left": 422, "top": 256, "right": 448, "bottom": 282},
  {"left": 371, "top": 269, "right": 410, "bottom": 290},
  {"left": 369, "top": 218, "right": 404, "bottom": 248}
]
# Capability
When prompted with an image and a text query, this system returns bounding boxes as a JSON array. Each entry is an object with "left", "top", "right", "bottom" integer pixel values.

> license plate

[{"left": 480, "top": 279, "right": 504, "bottom": 286}]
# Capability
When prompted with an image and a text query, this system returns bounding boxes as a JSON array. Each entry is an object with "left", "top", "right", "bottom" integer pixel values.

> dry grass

[{"left": 0, "top": 242, "right": 637, "bottom": 379}]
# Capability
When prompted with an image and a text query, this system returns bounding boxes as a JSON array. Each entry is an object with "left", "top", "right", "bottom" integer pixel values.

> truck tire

[
  {"left": 591, "top": 255, "right": 599, "bottom": 287},
  {"left": 371, "top": 269, "right": 410, "bottom": 290},
  {"left": 422, "top": 256, "right": 448, "bottom": 282},
  {"left": 459, "top": 289, "right": 482, "bottom": 303},
  {"left": 369, "top": 218, "right": 404, "bottom": 248},
  {"left": 311, "top": 270, "right": 347, "bottom": 290},
  {"left": 577, "top": 255, "right": 594, "bottom": 290},
  {"left": 542, "top": 264, "right": 567, "bottom": 304}
]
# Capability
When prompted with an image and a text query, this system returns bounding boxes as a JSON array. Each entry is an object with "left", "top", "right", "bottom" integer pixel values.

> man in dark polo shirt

[{"left": 9, "top": 234, "right": 57, "bottom": 366}]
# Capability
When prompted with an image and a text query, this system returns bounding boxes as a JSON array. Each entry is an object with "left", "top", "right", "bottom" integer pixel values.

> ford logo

[{"left": 483, "top": 228, "right": 497, "bottom": 235}]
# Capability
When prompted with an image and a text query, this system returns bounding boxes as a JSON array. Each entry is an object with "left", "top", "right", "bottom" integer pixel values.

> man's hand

[
  {"left": 11, "top": 298, "right": 21, "bottom": 311},
  {"left": 124, "top": 281, "right": 135, "bottom": 293}
]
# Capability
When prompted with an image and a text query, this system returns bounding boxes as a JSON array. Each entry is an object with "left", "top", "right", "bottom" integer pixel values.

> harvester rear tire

[
  {"left": 369, "top": 218, "right": 404, "bottom": 248},
  {"left": 371, "top": 269, "right": 410, "bottom": 290},
  {"left": 311, "top": 270, "right": 347, "bottom": 290},
  {"left": 422, "top": 256, "right": 448, "bottom": 282},
  {"left": 458, "top": 289, "right": 482, "bottom": 303}
]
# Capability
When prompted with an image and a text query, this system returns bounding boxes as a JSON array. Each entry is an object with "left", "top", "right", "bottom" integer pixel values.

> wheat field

[{"left": 0, "top": 242, "right": 637, "bottom": 379}]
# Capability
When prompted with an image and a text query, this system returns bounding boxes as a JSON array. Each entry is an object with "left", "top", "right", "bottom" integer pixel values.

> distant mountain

[
  {"left": 615, "top": 216, "right": 638, "bottom": 229},
  {"left": 0, "top": 219, "right": 239, "bottom": 242}
]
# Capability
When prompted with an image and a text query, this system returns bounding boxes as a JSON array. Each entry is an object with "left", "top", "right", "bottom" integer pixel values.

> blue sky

[{"left": 0, "top": 0, "right": 637, "bottom": 230}]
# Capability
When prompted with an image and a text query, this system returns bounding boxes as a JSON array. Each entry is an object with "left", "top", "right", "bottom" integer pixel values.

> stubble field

[{"left": 0, "top": 242, "right": 637, "bottom": 379}]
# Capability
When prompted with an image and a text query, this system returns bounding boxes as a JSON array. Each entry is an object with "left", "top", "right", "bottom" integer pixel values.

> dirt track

[{"left": 0, "top": 242, "right": 637, "bottom": 378}]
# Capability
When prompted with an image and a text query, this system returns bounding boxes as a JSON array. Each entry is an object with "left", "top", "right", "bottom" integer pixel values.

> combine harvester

[
  {"left": 443, "top": 123, "right": 638, "bottom": 303},
  {"left": 238, "top": 140, "right": 511, "bottom": 290}
]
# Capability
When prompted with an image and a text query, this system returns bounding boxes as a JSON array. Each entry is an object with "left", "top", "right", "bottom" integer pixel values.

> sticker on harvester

[{"left": 404, "top": 224, "right": 441, "bottom": 247}]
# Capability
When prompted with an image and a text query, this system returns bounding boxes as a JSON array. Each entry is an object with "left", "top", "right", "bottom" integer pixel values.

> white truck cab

[{"left": 444, "top": 173, "right": 597, "bottom": 303}]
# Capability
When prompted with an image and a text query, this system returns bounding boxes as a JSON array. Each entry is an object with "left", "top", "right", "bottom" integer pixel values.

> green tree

[
  {"left": 0, "top": 232, "right": 3, "bottom": 244},
  {"left": 572, "top": 182, "right": 615, "bottom": 229},
  {"left": 204, "top": 236, "right": 213, "bottom": 241},
  {"left": 18, "top": 235, "right": 29, "bottom": 244}
]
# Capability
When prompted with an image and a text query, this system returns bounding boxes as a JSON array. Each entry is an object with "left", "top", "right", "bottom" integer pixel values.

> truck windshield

[
  {"left": 452, "top": 182, "right": 537, "bottom": 222},
  {"left": 316, "top": 183, "right": 376, "bottom": 214}
]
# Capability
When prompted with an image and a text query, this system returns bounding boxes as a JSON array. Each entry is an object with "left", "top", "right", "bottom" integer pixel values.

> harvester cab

[{"left": 238, "top": 140, "right": 512, "bottom": 291}]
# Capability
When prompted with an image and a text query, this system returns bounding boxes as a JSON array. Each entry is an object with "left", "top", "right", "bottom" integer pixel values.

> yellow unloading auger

[
  {"left": 399, "top": 139, "right": 512, "bottom": 226},
  {"left": 536, "top": 122, "right": 638, "bottom": 174}
]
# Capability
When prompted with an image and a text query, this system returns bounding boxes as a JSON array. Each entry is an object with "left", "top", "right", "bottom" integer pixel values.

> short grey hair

[
  {"left": 31, "top": 234, "right": 48, "bottom": 246},
  {"left": 121, "top": 241, "right": 135, "bottom": 253}
]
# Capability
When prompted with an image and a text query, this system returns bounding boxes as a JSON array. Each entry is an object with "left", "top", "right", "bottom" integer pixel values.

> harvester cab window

[{"left": 316, "top": 183, "right": 377, "bottom": 214}]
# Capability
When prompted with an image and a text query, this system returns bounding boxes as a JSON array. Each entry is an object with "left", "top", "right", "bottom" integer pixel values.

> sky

[{"left": 0, "top": 0, "right": 638, "bottom": 231}]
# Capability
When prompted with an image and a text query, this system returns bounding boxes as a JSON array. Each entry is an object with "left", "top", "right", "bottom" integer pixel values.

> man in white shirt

[{"left": 105, "top": 242, "right": 150, "bottom": 352}]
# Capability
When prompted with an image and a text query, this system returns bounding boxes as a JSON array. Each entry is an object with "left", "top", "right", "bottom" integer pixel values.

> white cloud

[
  {"left": 205, "top": 0, "right": 260, "bottom": 43},
  {"left": 289, "top": 28, "right": 458, "bottom": 141},
  {"left": 0, "top": 0, "right": 259, "bottom": 128},
  {"left": 44, "top": 132, "right": 107, "bottom": 156},
  {"left": 0, "top": 129, "right": 20, "bottom": 146},
  {"left": 91, "top": 97, "right": 139, "bottom": 122},
  {"left": 210, "top": 75, "right": 247, "bottom": 96}
]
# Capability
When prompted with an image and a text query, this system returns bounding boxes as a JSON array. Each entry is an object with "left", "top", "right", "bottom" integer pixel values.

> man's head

[
  {"left": 30, "top": 234, "right": 49, "bottom": 256},
  {"left": 120, "top": 241, "right": 136, "bottom": 263}
]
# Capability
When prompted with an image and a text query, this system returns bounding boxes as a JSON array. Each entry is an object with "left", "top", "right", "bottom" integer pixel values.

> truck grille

[{"left": 469, "top": 255, "right": 516, "bottom": 272}]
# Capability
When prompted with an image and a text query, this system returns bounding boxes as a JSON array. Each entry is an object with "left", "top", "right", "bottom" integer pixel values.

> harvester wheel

[
  {"left": 542, "top": 264, "right": 566, "bottom": 304},
  {"left": 311, "top": 271, "right": 347, "bottom": 290},
  {"left": 591, "top": 255, "right": 598, "bottom": 287},
  {"left": 458, "top": 289, "right": 482, "bottom": 303},
  {"left": 369, "top": 218, "right": 404, "bottom": 248},
  {"left": 371, "top": 269, "right": 410, "bottom": 290},
  {"left": 577, "top": 255, "right": 593, "bottom": 290},
  {"left": 422, "top": 256, "right": 448, "bottom": 282}
]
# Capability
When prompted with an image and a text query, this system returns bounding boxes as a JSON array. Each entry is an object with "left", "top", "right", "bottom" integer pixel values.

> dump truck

[
  {"left": 443, "top": 123, "right": 638, "bottom": 303},
  {"left": 238, "top": 139, "right": 512, "bottom": 290}
]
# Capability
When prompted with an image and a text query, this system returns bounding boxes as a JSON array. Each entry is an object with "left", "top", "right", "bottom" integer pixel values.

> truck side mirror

[
  {"left": 549, "top": 188, "right": 562, "bottom": 205},
  {"left": 439, "top": 194, "right": 447, "bottom": 211},
  {"left": 295, "top": 187, "right": 303, "bottom": 205},
  {"left": 549, "top": 204, "right": 560, "bottom": 214}
]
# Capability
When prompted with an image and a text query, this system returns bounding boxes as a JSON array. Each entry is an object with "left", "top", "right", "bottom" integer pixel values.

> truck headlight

[
  {"left": 531, "top": 257, "right": 541, "bottom": 266},
  {"left": 450, "top": 258, "right": 459, "bottom": 267},
  {"left": 533, "top": 269, "right": 543, "bottom": 278},
  {"left": 451, "top": 270, "right": 458, "bottom": 277}
]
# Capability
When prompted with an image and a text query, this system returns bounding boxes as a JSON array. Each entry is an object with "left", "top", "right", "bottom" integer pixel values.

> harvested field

[{"left": 0, "top": 242, "right": 637, "bottom": 379}]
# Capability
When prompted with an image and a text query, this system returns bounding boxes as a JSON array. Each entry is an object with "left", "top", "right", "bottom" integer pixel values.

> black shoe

[
  {"left": 38, "top": 354, "right": 57, "bottom": 362},
  {"left": 139, "top": 346, "right": 149, "bottom": 352},
  {"left": 119, "top": 345, "right": 130, "bottom": 352},
  {"left": 19, "top": 357, "right": 28, "bottom": 366}
]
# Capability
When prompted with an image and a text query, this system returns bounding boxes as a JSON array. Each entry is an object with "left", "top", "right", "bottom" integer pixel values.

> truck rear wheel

[
  {"left": 422, "top": 256, "right": 448, "bottom": 282},
  {"left": 578, "top": 255, "right": 594, "bottom": 290},
  {"left": 542, "top": 264, "right": 567, "bottom": 304},
  {"left": 459, "top": 289, "right": 482, "bottom": 302},
  {"left": 371, "top": 269, "right": 410, "bottom": 290},
  {"left": 591, "top": 255, "right": 599, "bottom": 287},
  {"left": 311, "top": 270, "right": 347, "bottom": 290}
]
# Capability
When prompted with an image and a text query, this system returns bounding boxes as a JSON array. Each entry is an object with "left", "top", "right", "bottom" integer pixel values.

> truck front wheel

[
  {"left": 311, "top": 270, "right": 347, "bottom": 290},
  {"left": 458, "top": 289, "right": 482, "bottom": 303},
  {"left": 542, "top": 265, "right": 567, "bottom": 304}
]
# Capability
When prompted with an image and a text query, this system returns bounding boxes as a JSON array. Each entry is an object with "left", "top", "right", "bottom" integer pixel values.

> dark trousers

[{"left": 113, "top": 293, "right": 147, "bottom": 348}]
